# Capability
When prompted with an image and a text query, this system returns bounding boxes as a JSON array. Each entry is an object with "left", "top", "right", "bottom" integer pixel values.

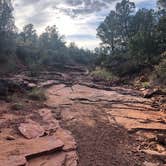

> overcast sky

[{"left": 13, "top": 0, "right": 156, "bottom": 49}]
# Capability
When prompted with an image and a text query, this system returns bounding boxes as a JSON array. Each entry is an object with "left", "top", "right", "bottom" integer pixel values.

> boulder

[
  {"left": 143, "top": 89, "right": 159, "bottom": 98},
  {"left": 141, "top": 149, "right": 166, "bottom": 160},
  {"left": 1, "top": 156, "right": 27, "bottom": 166},
  {"left": 156, "top": 134, "right": 166, "bottom": 146},
  {"left": 143, "top": 161, "right": 159, "bottom": 166},
  {"left": 65, "top": 151, "right": 78, "bottom": 166},
  {"left": 25, "top": 137, "right": 64, "bottom": 158},
  {"left": 38, "top": 108, "right": 60, "bottom": 135},
  {"left": 18, "top": 122, "right": 45, "bottom": 139},
  {"left": 28, "top": 152, "right": 66, "bottom": 166},
  {"left": 0, "top": 136, "right": 64, "bottom": 166},
  {"left": 143, "top": 88, "right": 166, "bottom": 98},
  {"left": 55, "top": 128, "right": 77, "bottom": 152}
]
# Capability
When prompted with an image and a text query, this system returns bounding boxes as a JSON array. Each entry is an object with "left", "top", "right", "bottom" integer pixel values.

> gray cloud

[
  {"left": 56, "top": 0, "right": 116, "bottom": 17},
  {"left": 14, "top": 0, "right": 155, "bottom": 49},
  {"left": 13, "top": 0, "right": 118, "bottom": 49},
  {"left": 26, "top": 12, "right": 49, "bottom": 26},
  {"left": 15, "top": 0, "right": 117, "bottom": 17}
]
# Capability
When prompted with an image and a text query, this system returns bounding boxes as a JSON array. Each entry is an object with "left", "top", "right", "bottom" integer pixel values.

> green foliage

[
  {"left": 28, "top": 88, "right": 47, "bottom": 101},
  {"left": 38, "top": 25, "right": 66, "bottom": 65},
  {"left": 20, "top": 24, "right": 37, "bottom": 45},
  {"left": 0, "top": 0, "right": 16, "bottom": 72},
  {"left": 28, "top": 63, "right": 43, "bottom": 77},
  {"left": 0, "top": 54, "right": 17, "bottom": 74},
  {"left": 154, "top": 59, "right": 166, "bottom": 84},
  {"left": 0, "top": 1, "right": 96, "bottom": 74},
  {"left": 0, "top": 0, "right": 165, "bottom": 88},
  {"left": 67, "top": 42, "right": 95, "bottom": 65},
  {"left": 91, "top": 68, "right": 119, "bottom": 82},
  {"left": 96, "top": 0, "right": 166, "bottom": 79},
  {"left": 16, "top": 25, "right": 95, "bottom": 68},
  {"left": 141, "top": 82, "right": 150, "bottom": 89},
  {"left": 97, "top": 0, "right": 135, "bottom": 53},
  {"left": 6, "top": 93, "right": 20, "bottom": 102},
  {"left": 11, "top": 102, "right": 24, "bottom": 110},
  {"left": 157, "top": 13, "right": 166, "bottom": 53},
  {"left": 110, "top": 55, "right": 140, "bottom": 76},
  {"left": 128, "top": 31, "right": 159, "bottom": 66}
]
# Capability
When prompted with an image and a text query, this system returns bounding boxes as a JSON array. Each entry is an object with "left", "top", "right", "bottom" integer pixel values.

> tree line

[
  {"left": 96, "top": 0, "right": 166, "bottom": 84},
  {"left": 0, "top": 0, "right": 166, "bottom": 85},
  {"left": 0, "top": 0, "right": 95, "bottom": 74}
]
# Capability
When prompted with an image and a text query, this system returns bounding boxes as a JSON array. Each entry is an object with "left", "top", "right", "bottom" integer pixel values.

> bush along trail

[{"left": 0, "top": 66, "right": 165, "bottom": 166}]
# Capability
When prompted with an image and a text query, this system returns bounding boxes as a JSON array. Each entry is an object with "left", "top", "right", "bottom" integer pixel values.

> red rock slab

[
  {"left": 0, "top": 156, "right": 27, "bottom": 166},
  {"left": 18, "top": 122, "right": 45, "bottom": 139},
  {"left": 38, "top": 80, "right": 58, "bottom": 88},
  {"left": 142, "top": 88, "right": 160, "bottom": 98},
  {"left": 65, "top": 151, "right": 78, "bottom": 166},
  {"left": 28, "top": 152, "right": 66, "bottom": 166},
  {"left": 38, "top": 108, "right": 60, "bottom": 128},
  {"left": 23, "top": 137, "right": 64, "bottom": 158},
  {"left": 38, "top": 108, "right": 60, "bottom": 134},
  {"left": 28, "top": 152, "right": 78, "bottom": 166},
  {"left": 0, "top": 136, "right": 64, "bottom": 166},
  {"left": 55, "top": 128, "right": 77, "bottom": 152}
]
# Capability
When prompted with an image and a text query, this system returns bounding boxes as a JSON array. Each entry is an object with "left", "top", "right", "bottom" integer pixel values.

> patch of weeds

[
  {"left": 141, "top": 82, "right": 150, "bottom": 89},
  {"left": 91, "top": 67, "right": 119, "bottom": 82},
  {"left": 154, "top": 59, "right": 166, "bottom": 85},
  {"left": 6, "top": 93, "right": 19, "bottom": 102},
  {"left": 11, "top": 102, "right": 24, "bottom": 110},
  {"left": 28, "top": 88, "right": 47, "bottom": 101}
]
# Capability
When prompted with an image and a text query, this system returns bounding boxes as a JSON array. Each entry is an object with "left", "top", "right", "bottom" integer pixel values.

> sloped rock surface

[
  {"left": 0, "top": 106, "right": 78, "bottom": 166},
  {"left": 0, "top": 67, "right": 165, "bottom": 166},
  {"left": 0, "top": 136, "right": 64, "bottom": 166},
  {"left": 28, "top": 152, "right": 66, "bottom": 166},
  {"left": 45, "top": 83, "right": 166, "bottom": 165},
  {"left": 65, "top": 151, "right": 78, "bottom": 166},
  {"left": 1, "top": 156, "right": 27, "bottom": 166},
  {"left": 55, "top": 128, "right": 77, "bottom": 152},
  {"left": 38, "top": 108, "right": 60, "bottom": 134},
  {"left": 18, "top": 122, "right": 45, "bottom": 139}
]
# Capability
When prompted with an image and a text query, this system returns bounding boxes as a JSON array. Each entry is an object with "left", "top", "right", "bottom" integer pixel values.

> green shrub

[
  {"left": 103, "top": 53, "right": 142, "bottom": 77},
  {"left": 91, "top": 68, "right": 119, "bottom": 82},
  {"left": 28, "top": 88, "right": 46, "bottom": 101},
  {"left": 28, "top": 63, "right": 42, "bottom": 77},
  {"left": 154, "top": 59, "right": 166, "bottom": 84},
  {"left": 0, "top": 54, "right": 17, "bottom": 74},
  {"left": 141, "top": 82, "right": 150, "bottom": 89},
  {"left": 6, "top": 93, "right": 19, "bottom": 102},
  {"left": 11, "top": 102, "right": 24, "bottom": 110}
]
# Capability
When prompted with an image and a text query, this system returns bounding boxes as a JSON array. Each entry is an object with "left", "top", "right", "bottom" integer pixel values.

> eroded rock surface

[
  {"left": 18, "top": 121, "right": 45, "bottom": 139},
  {"left": 0, "top": 136, "right": 64, "bottom": 166},
  {"left": 28, "top": 152, "right": 66, "bottom": 166},
  {"left": 46, "top": 84, "right": 166, "bottom": 132},
  {"left": 0, "top": 105, "right": 78, "bottom": 166},
  {"left": 45, "top": 83, "right": 166, "bottom": 165},
  {"left": 0, "top": 68, "right": 165, "bottom": 166}
]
